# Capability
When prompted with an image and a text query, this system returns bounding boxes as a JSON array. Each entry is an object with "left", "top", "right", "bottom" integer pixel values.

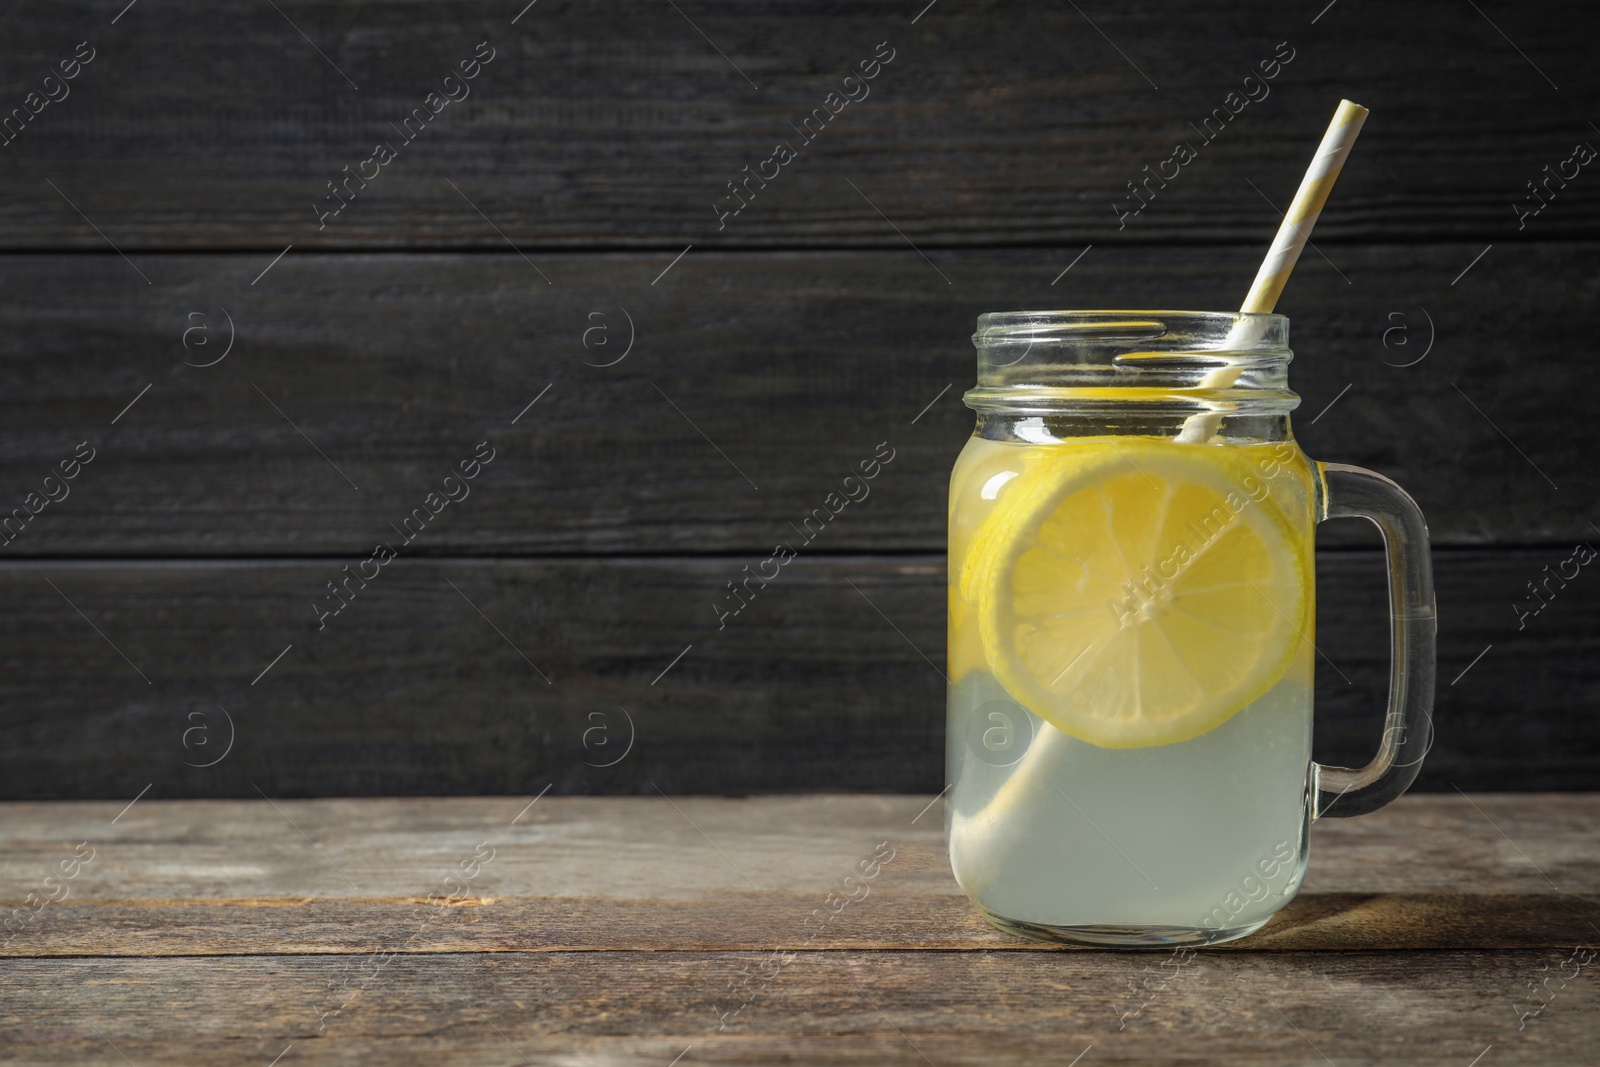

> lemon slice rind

[{"left": 965, "top": 441, "right": 1308, "bottom": 750}]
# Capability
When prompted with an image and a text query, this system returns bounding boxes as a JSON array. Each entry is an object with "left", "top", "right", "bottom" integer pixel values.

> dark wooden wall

[{"left": 0, "top": 0, "right": 1596, "bottom": 797}]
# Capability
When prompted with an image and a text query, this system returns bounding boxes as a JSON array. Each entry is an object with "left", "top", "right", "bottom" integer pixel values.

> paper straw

[
  {"left": 958, "top": 101, "right": 1372, "bottom": 861},
  {"left": 1240, "top": 99, "right": 1368, "bottom": 314},
  {"left": 1174, "top": 99, "right": 1368, "bottom": 444}
]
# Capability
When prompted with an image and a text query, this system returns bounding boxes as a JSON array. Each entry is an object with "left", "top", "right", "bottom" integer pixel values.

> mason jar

[{"left": 946, "top": 310, "right": 1435, "bottom": 946}]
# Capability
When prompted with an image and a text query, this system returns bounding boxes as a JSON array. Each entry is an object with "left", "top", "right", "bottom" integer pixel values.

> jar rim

[
  {"left": 967, "top": 309, "right": 1297, "bottom": 416},
  {"left": 974, "top": 309, "right": 1289, "bottom": 349}
]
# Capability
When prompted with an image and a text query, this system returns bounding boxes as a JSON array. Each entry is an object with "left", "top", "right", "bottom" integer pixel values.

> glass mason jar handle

[{"left": 1312, "top": 464, "right": 1437, "bottom": 819}]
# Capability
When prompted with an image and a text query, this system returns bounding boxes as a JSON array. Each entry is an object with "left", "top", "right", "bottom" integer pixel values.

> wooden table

[{"left": 2, "top": 793, "right": 1596, "bottom": 1065}]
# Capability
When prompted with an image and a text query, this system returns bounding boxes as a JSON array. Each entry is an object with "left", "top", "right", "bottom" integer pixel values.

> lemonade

[
  {"left": 942, "top": 104, "right": 1437, "bottom": 943},
  {"left": 946, "top": 432, "right": 1318, "bottom": 943}
]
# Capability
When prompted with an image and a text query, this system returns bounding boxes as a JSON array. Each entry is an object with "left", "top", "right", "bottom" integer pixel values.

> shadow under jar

[{"left": 945, "top": 311, "right": 1435, "bottom": 946}]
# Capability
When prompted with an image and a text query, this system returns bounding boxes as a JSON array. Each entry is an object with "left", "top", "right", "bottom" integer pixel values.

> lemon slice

[{"left": 962, "top": 439, "right": 1308, "bottom": 749}]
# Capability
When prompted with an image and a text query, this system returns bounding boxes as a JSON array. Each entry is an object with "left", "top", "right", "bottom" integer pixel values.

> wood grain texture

[
  {"left": 0, "top": 245, "right": 1590, "bottom": 557},
  {"left": 0, "top": 551, "right": 1594, "bottom": 798},
  {"left": 0, "top": 796, "right": 1596, "bottom": 1064},
  {"left": 3, "top": 794, "right": 1592, "bottom": 907},
  {"left": 0, "top": 1, "right": 1594, "bottom": 249},
  {"left": 6, "top": 892, "right": 1600, "bottom": 958},
  {"left": 0, "top": 793, "right": 1593, "bottom": 959},
  {"left": 3, "top": 950, "right": 1598, "bottom": 1065}
]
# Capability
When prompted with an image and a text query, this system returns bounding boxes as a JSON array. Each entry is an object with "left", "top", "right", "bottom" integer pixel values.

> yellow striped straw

[
  {"left": 1240, "top": 99, "right": 1368, "bottom": 314},
  {"left": 1173, "top": 99, "right": 1369, "bottom": 444}
]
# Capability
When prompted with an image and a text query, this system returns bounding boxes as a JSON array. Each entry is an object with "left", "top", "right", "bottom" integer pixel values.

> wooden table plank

[
  {"left": 0, "top": 246, "right": 1592, "bottom": 556},
  {"left": 2, "top": 795, "right": 1596, "bottom": 1064},
  {"left": 0, "top": 1, "right": 1595, "bottom": 248},
  {"left": 2, "top": 892, "right": 1596, "bottom": 958},
  {"left": 0, "top": 951, "right": 1595, "bottom": 1065},
  {"left": 2, "top": 795, "right": 1596, "bottom": 955},
  {"left": 0, "top": 552, "right": 1595, "bottom": 799}
]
